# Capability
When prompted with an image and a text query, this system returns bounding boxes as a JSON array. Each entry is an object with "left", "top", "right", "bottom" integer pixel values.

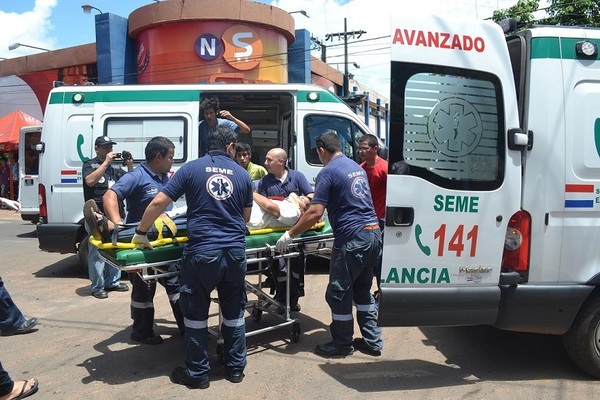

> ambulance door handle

[{"left": 385, "top": 206, "right": 414, "bottom": 227}]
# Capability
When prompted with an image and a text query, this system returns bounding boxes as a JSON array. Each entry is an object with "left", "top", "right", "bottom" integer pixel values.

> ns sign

[{"left": 195, "top": 25, "right": 263, "bottom": 71}]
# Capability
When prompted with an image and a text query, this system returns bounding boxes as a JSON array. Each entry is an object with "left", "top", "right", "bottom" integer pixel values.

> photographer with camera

[{"left": 82, "top": 136, "right": 133, "bottom": 299}]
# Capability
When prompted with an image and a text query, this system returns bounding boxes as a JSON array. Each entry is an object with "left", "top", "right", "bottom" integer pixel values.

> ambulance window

[
  {"left": 23, "top": 131, "right": 41, "bottom": 175},
  {"left": 390, "top": 63, "right": 505, "bottom": 190},
  {"left": 105, "top": 117, "right": 187, "bottom": 162},
  {"left": 304, "top": 115, "right": 366, "bottom": 165}
]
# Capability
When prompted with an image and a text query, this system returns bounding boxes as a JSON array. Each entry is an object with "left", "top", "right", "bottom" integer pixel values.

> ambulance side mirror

[{"left": 507, "top": 128, "right": 528, "bottom": 151}]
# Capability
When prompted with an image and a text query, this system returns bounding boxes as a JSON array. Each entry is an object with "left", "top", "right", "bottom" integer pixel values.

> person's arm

[
  {"left": 243, "top": 206, "right": 252, "bottom": 223},
  {"left": 253, "top": 192, "right": 280, "bottom": 217},
  {"left": 220, "top": 110, "right": 251, "bottom": 134},
  {"left": 102, "top": 189, "right": 123, "bottom": 224},
  {"left": 288, "top": 203, "right": 325, "bottom": 238},
  {"left": 84, "top": 152, "right": 117, "bottom": 187},
  {"left": 136, "top": 192, "right": 173, "bottom": 233}
]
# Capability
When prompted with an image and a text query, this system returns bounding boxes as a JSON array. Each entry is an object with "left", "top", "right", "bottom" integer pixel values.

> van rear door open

[
  {"left": 379, "top": 14, "right": 523, "bottom": 326},
  {"left": 18, "top": 125, "right": 42, "bottom": 222}
]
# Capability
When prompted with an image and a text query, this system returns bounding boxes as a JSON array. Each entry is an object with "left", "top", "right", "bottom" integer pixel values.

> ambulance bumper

[{"left": 37, "top": 223, "right": 83, "bottom": 254}]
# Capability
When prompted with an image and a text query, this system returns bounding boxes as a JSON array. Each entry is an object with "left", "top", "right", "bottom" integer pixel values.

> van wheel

[
  {"left": 563, "top": 293, "right": 600, "bottom": 378},
  {"left": 78, "top": 236, "right": 89, "bottom": 272}
]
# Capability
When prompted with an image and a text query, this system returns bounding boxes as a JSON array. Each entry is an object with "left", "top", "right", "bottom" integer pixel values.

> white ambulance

[
  {"left": 379, "top": 14, "right": 600, "bottom": 377},
  {"left": 35, "top": 84, "right": 379, "bottom": 268}
]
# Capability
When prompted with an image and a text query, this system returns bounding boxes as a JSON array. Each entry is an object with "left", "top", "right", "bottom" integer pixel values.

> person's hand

[
  {"left": 1, "top": 198, "right": 20, "bottom": 212},
  {"left": 132, "top": 233, "right": 153, "bottom": 250},
  {"left": 276, "top": 231, "right": 293, "bottom": 253},
  {"left": 105, "top": 151, "right": 118, "bottom": 165},
  {"left": 219, "top": 110, "right": 232, "bottom": 120}
]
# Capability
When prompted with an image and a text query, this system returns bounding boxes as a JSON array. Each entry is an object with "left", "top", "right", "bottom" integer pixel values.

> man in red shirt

[{"left": 359, "top": 134, "right": 388, "bottom": 292}]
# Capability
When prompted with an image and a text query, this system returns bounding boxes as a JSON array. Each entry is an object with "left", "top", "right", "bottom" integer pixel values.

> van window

[
  {"left": 304, "top": 114, "right": 369, "bottom": 165},
  {"left": 23, "top": 131, "right": 41, "bottom": 175},
  {"left": 105, "top": 117, "right": 187, "bottom": 162},
  {"left": 389, "top": 63, "right": 505, "bottom": 190}
]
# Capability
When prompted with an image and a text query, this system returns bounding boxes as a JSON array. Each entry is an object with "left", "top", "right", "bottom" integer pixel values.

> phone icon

[
  {"left": 415, "top": 224, "right": 431, "bottom": 256},
  {"left": 77, "top": 134, "right": 90, "bottom": 163}
]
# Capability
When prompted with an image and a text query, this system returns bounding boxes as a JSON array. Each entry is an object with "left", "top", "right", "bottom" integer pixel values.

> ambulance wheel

[
  {"left": 563, "top": 293, "right": 600, "bottom": 378},
  {"left": 216, "top": 344, "right": 225, "bottom": 364},
  {"left": 78, "top": 236, "right": 89, "bottom": 272},
  {"left": 291, "top": 322, "right": 301, "bottom": 343},
  {"left": 251, "top": 308, "right": 262, "bottom": 323}
]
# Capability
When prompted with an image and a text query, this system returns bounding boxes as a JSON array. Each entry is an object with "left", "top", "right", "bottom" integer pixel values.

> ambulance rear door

[
  {"left": 378, "top": 14, "right": 524, "bottom": 327},
  {"left": 18, "top": 125, "right": 42, "bottom": 221}
]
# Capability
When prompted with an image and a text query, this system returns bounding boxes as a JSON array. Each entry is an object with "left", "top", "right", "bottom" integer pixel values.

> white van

[
  {"left": 35, "top": 83, "right": 379, "bottom": 267},
  {"left": 18, "top": 125, "right": 42, "bottom": 222},
  {"left": 379, "top": 14, "right": 600, "bottom": 377}
]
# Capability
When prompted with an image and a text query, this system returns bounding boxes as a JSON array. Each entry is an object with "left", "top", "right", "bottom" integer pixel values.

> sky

[{"left": 0, "top": 0, "right": 551, "bottom": 119}]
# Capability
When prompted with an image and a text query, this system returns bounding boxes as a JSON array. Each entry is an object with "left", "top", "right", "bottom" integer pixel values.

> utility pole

[
  {"left": 325, "top": 18, "right": 366, "bottom": 97},
  {"left": 310, "top": 36, "right": 326, "bottom": 62}
]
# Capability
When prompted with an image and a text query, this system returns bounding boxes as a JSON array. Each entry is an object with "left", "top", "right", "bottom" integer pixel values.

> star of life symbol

[
  {"left": 207, "top": 174, "right": 233, "bottom": 200},
  {"left": 427, "top": 97, "right": 483, "bottom": 158},
  {"left": 351, "top": 177, "right": 370, "bottom": 198}
]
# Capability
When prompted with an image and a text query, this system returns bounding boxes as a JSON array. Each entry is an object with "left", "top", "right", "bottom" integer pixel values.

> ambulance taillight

[
  {"left": 502, "top": 210, "right": 531, "bottom": 273},
  {"left": 38, "top": 183, "right": 47, "bottom": 222}
]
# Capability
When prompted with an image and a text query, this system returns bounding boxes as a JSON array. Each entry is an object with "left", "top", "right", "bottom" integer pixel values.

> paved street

[{"left": 0, "top": 209, "right": 597, "bottom": 399}]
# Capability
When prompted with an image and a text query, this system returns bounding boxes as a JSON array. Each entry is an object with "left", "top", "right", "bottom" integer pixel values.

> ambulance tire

[
  {"left": 563, "top": 292, "right": 600, "bottom": 378},
  {"left": 78, "top": 236, "right": 90, "bottom": 272}
]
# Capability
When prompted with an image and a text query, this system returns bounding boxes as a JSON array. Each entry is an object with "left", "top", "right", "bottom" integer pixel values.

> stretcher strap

[{"left": 154, "top": 215, "right": 177, "bottom": 241}]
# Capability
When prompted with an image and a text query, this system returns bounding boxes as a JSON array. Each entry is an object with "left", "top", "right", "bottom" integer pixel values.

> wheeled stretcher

[{"left": 90, "top": 220, "right": 334, "bottom": 346}]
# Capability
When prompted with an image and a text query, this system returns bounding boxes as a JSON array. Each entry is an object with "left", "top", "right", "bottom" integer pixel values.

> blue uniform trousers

[
  {"left": 129, "top": 263, "right": 184, "bottom": 338},
  {"left": 179, "top": 248, "right": 247, "bottom": 379},
  {"left": 0, "top": 277, "right": 25, "bottom": 335},
  {"left": 0, "top": 361, "right": 14, "bottom": 397},
  {"left": 327, "top": 229, "right": 383, "bottom": 351}
]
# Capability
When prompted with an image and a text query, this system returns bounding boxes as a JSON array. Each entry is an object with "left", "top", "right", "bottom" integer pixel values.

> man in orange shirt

[{"left": 358, "top": 134, "right": 388, "bottom": 292}]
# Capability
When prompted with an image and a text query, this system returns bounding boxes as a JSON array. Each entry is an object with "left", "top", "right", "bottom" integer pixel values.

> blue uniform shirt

[
  {"left": 311, "top": 154, "right": 378, "bottom": 245},
  {"left": 199, "top": 118, "right": 239, "bottom": 157},
  {"left": 110, "top": 163, "right": 173, "bottom": 223},
  {"left": 257, "top": 169, "right": 313, "bottom": 198},
  {"left": 162, "top": 150, "right": 253, "bottom": 254}
]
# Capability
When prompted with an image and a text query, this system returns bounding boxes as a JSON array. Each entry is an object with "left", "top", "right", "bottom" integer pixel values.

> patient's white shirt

[{"left": 247, "top": 199, "right": 300, "bottom": 230}]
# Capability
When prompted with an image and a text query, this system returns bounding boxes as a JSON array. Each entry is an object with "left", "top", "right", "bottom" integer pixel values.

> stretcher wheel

[
  {"left": 216, "top": 344, "right": 225, "bottom": 364},
  {"left": 251, "top": 308, "right": 262, "bottom": 323},
  {"left": 292, "top": 322, "right": 301, "bottom": 342}
]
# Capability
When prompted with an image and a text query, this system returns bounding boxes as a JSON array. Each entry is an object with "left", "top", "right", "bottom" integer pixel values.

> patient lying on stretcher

[{"left": 84, "top": 193, "right": 310, "bottom": 244}]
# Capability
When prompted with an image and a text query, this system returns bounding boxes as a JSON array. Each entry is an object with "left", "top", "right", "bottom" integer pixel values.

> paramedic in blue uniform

[
  {"left": 256, "top": 147, "right": 313, "bottom": 312},
  {"left": 103, "top": 136, "right": 184, "bottom": 345},
  {"left": 199, "top": 96, "right": 251, "bottom": 156},
  {"left": 276, "top": 131, "right": 383, "bottom": 357},
  {"left": 132, "top": 126, "right": 253, "bottom": 389},
  {"left": 82, "top": 136, "right": 132, "bottom": 299}
]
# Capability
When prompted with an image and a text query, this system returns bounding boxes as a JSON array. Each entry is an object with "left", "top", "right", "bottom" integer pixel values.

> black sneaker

[
  {"left": 352, "top": 338, "right": 382, "bottom": 356},
  {"left": 92, "top": 289, "right": 108, "bottom": 299},
  {"left": 1, "top": 318, "right": 38, "bottom": 336},
  {"left": 170, "top": 367, "right": 210, "bottom": 389},
  {"left": 314, "top": 341, "right": 354, "bottom": 357},
  {"left": 106, "top": 283, "right": 129, "bottom": 292},
  {"left": 131, "top": 333, "right": 163, "bottom": 345},
  {"left": 226, "top": 369, "right": 245, "bottom": 384}
]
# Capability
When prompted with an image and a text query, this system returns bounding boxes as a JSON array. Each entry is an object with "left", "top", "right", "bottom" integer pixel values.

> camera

[{"left": 115, "top": 150, "right": 132, "bottom": 166}]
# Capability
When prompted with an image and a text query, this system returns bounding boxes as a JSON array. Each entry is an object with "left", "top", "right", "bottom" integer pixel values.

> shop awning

[{"left": 0, "top": 110, "right": 42, "bottom": 152}]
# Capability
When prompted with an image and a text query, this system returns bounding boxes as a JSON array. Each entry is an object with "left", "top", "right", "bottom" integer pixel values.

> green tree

[
  {"left": 491, "top": 0, "right": 539, "bottom": 28},
  {"left": 547, "top": 0, "right": 600, "bottom": 27}
]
